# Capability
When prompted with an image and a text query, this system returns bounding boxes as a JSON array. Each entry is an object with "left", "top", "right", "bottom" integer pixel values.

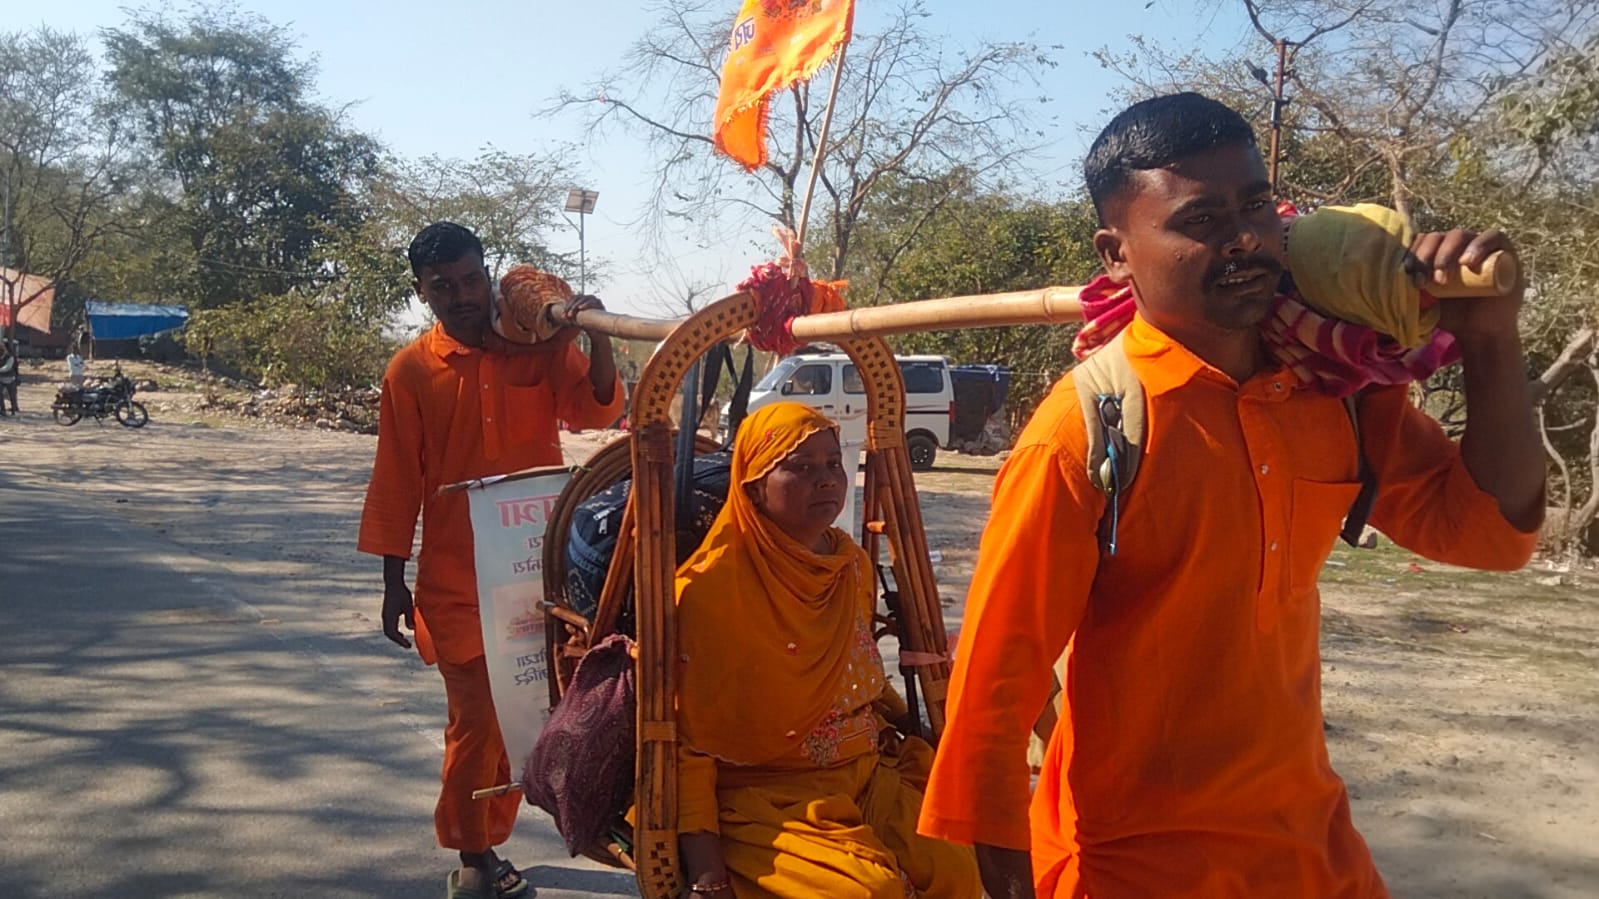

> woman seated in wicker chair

[{"left": 673, "top": 401, "right": 980, "bottom": 899}]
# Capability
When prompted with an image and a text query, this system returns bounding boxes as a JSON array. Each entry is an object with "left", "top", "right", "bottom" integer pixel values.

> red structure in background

[{"left": 0, "top": 267, "right": 65, "bottom": 354}]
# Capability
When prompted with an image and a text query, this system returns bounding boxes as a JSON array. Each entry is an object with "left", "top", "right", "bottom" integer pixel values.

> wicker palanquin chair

[
  {"left": 541, "top": 431, "right": 723, "bottom": 708},
  {"left": 537, "top": 290, "right": 955, "bottom": 898}
]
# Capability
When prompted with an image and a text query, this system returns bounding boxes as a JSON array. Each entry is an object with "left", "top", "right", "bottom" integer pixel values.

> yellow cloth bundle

[{"left": 1286, "top": 203, "right": 1437, "bottom": 349}]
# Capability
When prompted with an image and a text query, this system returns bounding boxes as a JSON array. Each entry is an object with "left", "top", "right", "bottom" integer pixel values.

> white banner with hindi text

[{"left": 466, "top": 470, "right": 571, "bottom": 775}]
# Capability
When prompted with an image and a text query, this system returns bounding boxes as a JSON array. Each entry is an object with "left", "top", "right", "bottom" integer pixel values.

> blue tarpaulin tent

[{"left": 85, "top": 301, "right": 189, "bottom": 340}]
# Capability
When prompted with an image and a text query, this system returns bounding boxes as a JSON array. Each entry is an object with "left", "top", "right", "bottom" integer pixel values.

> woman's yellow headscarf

[{"left": 674, "top": 401, "right": 880, "bottom": 766}]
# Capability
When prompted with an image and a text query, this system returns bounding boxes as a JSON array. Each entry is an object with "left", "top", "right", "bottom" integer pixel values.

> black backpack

[
  {"left": 563, "top": 342, "right": 757, "bottom": 630},
  {"left": 564, "top": 450, "right": 734, "bottom": 627}
]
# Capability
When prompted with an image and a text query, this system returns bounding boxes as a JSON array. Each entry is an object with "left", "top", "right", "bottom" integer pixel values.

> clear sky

[{"left": 6, "top": 0, "right": 1256, "bottom": 315}]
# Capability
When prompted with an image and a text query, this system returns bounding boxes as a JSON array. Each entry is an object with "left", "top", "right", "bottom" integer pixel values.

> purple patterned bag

[{"left": 522, "top": 633, "right": 637, "bottom": 857}]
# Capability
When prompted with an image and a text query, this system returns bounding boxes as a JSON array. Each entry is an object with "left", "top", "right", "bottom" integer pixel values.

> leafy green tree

[
  {"left": 103, "top": 5, "right": 381, "bottom": 309},
  {"left": 182, "top": 145, "right": 589, "bottom": 388},
  {"left": 821, "top": 172, "right": 1101, "bottom": 423},
  {"left": 184, "top": 289, "right": 401, "bottom": 389},
  {"left": 375, "top": 148, "right": 586, "bottom": 281}
]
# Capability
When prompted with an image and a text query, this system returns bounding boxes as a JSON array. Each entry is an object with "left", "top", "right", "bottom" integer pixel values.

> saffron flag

[{"left": 713, "top": 0, "right": 855, "bottom": 170}]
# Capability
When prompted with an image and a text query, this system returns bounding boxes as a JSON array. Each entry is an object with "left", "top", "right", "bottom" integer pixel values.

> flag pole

[{"left": 794, "top": 41, "right": 848, "bottom": 250}]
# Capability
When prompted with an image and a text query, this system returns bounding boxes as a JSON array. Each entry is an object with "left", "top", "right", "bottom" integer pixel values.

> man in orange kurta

[
  {"left": 358, "top": 222, "right": 623, "bottom": 898},
  {"left": 917, "top": 93, "right": 1546, "bottom": 898}
]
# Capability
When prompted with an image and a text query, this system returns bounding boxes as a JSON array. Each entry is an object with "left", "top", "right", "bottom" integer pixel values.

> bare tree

[
  {"left": 376, "top": 148, "right": 583, "bottom": 279},
  {"left": 637, "top": 252, "right": 724, "bottom": 317},
  {"left": 1102, "top": 0, "right": 1599, "bottom": 215},
  {"left": 1101, "top": 0, "right": 1599, "bottom": 553},
  {"left": 543, "top": 0, "right": 1056, "bottom": 280},
  {"left": 1248, "top": 0, "right": 1598, "bottom": 217},
  {"left": 1523, "top": 327, "right": 1599, "bottom": 554},
  {"left": 0, "top": 27, "right": 132, "bottom": 345}
]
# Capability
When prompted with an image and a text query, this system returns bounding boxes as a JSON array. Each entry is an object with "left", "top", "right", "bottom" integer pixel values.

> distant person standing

[
  {"left": 0, "top": 343, "right": 19, "bottom": 415},
  {"left": 67, "top": 348, "right": 86, "bottom": 387},
  {"left": 358, "top": 222, "right": 623, "bottom": 899}
]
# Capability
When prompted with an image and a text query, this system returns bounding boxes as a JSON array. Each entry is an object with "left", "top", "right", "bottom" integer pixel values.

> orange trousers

[{"left": 435, "top": 654, "right": 520, "bottom": 852}]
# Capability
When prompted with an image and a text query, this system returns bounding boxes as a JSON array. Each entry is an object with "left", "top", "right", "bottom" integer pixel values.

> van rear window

[{"left": 899, "top": 361, "right": 945, "bottom": 394}]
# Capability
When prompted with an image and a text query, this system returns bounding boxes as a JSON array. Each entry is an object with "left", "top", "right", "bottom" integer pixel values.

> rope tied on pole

[{"left": 735, "top": 260, "right": 846, "bottom": 355}]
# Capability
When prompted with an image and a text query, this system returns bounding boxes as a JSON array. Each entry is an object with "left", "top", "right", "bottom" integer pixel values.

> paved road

[{"left": 0, "top": 471, "right": 637, "bottom": 899}]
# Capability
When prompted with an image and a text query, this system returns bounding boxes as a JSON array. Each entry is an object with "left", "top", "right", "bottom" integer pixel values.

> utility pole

[{"left": 1267, "top": 38, "right": 1290, "bottom": 196}]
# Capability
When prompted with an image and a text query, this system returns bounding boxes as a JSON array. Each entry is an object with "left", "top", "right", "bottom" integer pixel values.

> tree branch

[{"left": 1529, "top": 326, "right": 1597, "bottom": 406}]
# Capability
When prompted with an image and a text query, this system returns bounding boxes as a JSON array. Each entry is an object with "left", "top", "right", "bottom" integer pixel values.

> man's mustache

[{"left": 1207, "top": 255, "right": 1283, "bottom": 282}]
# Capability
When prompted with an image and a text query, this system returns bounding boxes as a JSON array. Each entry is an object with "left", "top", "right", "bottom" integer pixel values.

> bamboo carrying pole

[
  {"left": 471, "top": 783, "right": 522, "bottom": 800},
  {"left": 791, "top": 285, "right": 1084, "bottom": 340},
  {"left": 567, "top": 233, "right": 1513, "bottom": 892},
  {"left": 541, "top": 250, "right": 1518, "bottom": 344},
  {"left": 1428, "top": 250, "right": 1519, "bottom": 297}
]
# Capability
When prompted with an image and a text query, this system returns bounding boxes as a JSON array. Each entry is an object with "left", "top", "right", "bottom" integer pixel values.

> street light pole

[{"left": 563, "top": 188, "right": 599, "bottom": 295}]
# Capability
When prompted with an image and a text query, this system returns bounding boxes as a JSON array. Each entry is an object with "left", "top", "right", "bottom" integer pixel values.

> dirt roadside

[{"left": 4, "top": 358, "right": 1596, "bottom": 897}]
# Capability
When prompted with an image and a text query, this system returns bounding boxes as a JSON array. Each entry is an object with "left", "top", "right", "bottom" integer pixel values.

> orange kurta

[
  {"left": 358, "top": 323, "right": 623, "bottom": 664},
  {"left": 917, "top": 314, "right": 1537, "bottom": 898},
  {"left": 359, "top": 323, "right": 622, "bottom": 852}
]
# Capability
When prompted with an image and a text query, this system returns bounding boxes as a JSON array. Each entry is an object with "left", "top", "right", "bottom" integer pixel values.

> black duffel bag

[
  {"left": 565, "top": 342, "right": 755, "bottom": 630},
  {"left": 564, "top": 450, "right": 734, "bottom": 627}
]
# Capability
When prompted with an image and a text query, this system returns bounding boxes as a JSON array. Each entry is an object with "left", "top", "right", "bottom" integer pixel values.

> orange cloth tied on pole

[{"left": 712, "top": 0, "right": 855, "bottom": 170}]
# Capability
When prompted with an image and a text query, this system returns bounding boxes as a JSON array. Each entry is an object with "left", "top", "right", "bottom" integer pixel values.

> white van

[{"left": 729, "top": 351, "right": 954, "bottom": 470}]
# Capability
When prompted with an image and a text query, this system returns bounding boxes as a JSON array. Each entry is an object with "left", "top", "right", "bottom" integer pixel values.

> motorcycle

[{"left": 52, "top": 366, "right": 149, "bottom": 428}]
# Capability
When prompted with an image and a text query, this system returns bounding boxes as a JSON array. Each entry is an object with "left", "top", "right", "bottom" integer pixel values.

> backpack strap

[
  {"left": 722, "top": 345, "right": 756, "bottom": 450},
  {"left": 1338, "top": 391, "right": 1379, "bottom": 547},
  {"left": 1032, "top": 350, "right": 1378, "bottom": 759},
  {"left": 1071, "top": 331, "right": 1146, "bottom": 556},
  {"left": 1032, "top": 340, "right": 1145, "bottom": 755}
]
